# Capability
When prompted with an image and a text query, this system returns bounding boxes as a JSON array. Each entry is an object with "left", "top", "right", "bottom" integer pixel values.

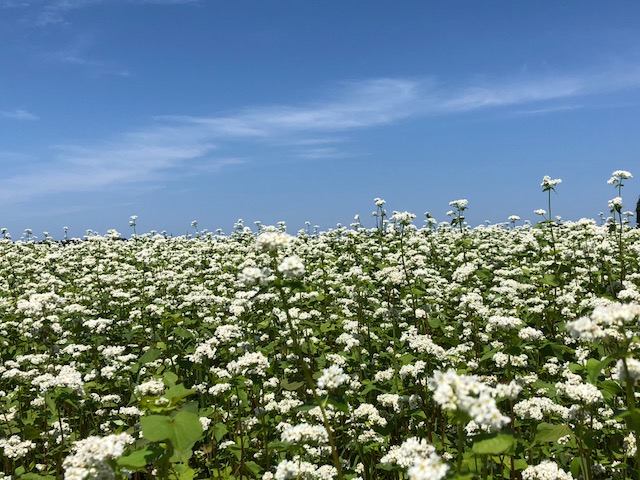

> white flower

[
  {"left": 541, "top": 176, "right": 562, "bottom": 189},
  {"left": 522, "top": 460, "right": 573, "bottom": 480},
  {"left": 608, "top": 197, "right": 623, "bottom": 209},
  {"left": 534, "top": 209, "right": 547, "bottom": 216},
  {"left": 317, "top": 364, "right": 349, "bottom": 390},
  {"left": 486, "top": 315, "right": 522, "bottom": 332},
  {"left": 274, "top": 460, "right": 336, "bottom": 480},
  {"left": 449, "top": 199, "right": 468, "bottom": 208},
  {"left": 227, "top": 351, "right": 270, "bottom": 377},
  {"left": 256, "top": 231, "right": 293, "bottom": 252},
  {"left": 134, "top": 378, "right": 165, "bottom": 397},
  {"left": 63, "top": 433, "right": 134, "bottom": 480},
  {"left": 407, "top": 452, "right": 449, "bottom": 480},
  {"left": 623, "top": 432, "right": 637, "bottom": 457},
  {"left": 277, "top": 256, "right": 305, "bottom": 279},
  {"left": 0, "top": 436, "right": 36, "bottom": 459},
  {"left": 428, "top": 369, "right": 510, "bottom": 431},
  {"left": 239, "top": 266, "right": 273, "bottom": 285},
  {"left": 609, "top": 170, "right": 633, "bottom": 183},
  {"left": 280, "top": 423, "right": 328, "bottom": 444},
  {"left": 391, "top": 211, "right": 416, "bottom": 226},
  {"left": 518, "top": 327, "right": 544, "bottom": 342},
  {"left": 381, "top": 437, "right": 436, "bottom": 467},
  {"left": 614, "top": 358, "right": 640, "bottom": 384},
  {"left": 566, "top": 303, "right": 640, "bottom": 341}
]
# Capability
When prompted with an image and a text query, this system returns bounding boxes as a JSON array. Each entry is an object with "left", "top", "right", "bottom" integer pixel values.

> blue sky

[{"left": 1, "top": 1, "right": 640, "bottom": 237}]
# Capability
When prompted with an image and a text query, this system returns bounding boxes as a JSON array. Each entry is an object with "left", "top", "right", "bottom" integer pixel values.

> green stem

[{"left": 456, "top": 423, "right": 464, "bottom": 473}]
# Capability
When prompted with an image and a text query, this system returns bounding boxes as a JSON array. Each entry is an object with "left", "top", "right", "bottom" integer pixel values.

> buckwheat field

[{"left": 1, "top": 171, "right": 639, "bottom": 480}]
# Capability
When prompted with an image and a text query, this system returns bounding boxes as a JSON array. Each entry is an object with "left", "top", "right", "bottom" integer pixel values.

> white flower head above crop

[
  {"left": 541, "top": 176, "right": 562, "bottom": 189},
  {"left": 608, "top": 197, "right": 623, "bottom": 210},
  {"left": 608, "top": 170, "right": 633, "bottom": 184},
  {"left": 391, "top": 211, "right": 416, "bottom": 226},
  {"left": 449, "top": 199, "right": 468, "bottom": 208}
]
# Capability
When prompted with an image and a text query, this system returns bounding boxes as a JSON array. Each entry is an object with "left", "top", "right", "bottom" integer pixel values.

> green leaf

[
  {"left": 139, "top": 347, "right": 161, "bottom": 365},
  {"left": 533, "top": 423, "right": 572, "bottom": 444},
  {"left": 320, "top": 322, "right": 335, "bottom": 333},
  {"left": 475, "top": 268, "right": 492, "bottom": 282},
  {"left": 163, "top": 371, "right": 179, "bottom": 386},
  {"left": 171, "top": 463, "right": 196, "bottom": 480},
  {"left": 117, "top": 444, "right": 165, "bottom": 468},
  {"left": 471, "top": 433, "right": 516, "bottom": 455},
  {"left": 540, "top": 274, "right": 560, "bottom": 287},
  {"left": 428, "top": 317, "right": 442, "bottom": 328},
  {"left": 214, "top": 423, "right": 228, "bottom": 442},
  {"left": 399, "top": 353, "right": 416, "bottom": 365},
  {"left": 281, "top": 378, "right": 305, "bottom": 391},
  {"left": 141, "top": 415, "right": 174, "bottom": 443},
  {"left": 170, "top": 410, "right": 204, "bottom": 452},
  {"left": 616, "top": 408, "right": 640, "bottom": 431},
  {"left": 163, "top": 384, "right": 195, "bottom": 404},
  {"left": 587, "top": 354, "right": 618, "bottom": 384},
  {"left": 140, "top": 410, "right": 203, "bottom": 453},
  {"left": 173, "top": 327, "right": 194, "bottom": 339},
  {"left": 327, "top": 395, "right": 350, "bottom": 414},
  {"left": 411, "top": 286, "right": 426, "bottom": 296},
  {"left": 244, "top": 461, "right": 263, "bottom": 477}
]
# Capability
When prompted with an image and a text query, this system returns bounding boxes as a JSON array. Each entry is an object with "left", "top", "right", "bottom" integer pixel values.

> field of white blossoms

[{"left": 0, "top": 171, "right": 639, "bottom": 480}]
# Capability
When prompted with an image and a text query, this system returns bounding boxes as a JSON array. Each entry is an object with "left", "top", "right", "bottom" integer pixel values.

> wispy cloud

[
  {"left": 43, "top": 35, "right": 130, "bottom": 76},
  {"left": 0, "top": 0, "right": 201, "bottom": 27},
  {"left": 3, "top": 0, "right": 199, "bottom": 25},
  {"left": 1, "top": 109, "right": 39, "bottom": 121},
  {"left": 2, "top": 65, "right": 640, "bottom": 205},
  {"left": 517, "top": 104, "right": 584, "bottom": 116}
]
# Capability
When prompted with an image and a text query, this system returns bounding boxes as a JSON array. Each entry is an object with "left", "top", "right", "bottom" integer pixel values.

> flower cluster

[
  {"left": 62, "top": 433, "right": 134, "bottom": 480},
  {"left": 428, "top": 369, "right": 510, "bottom": 431}
]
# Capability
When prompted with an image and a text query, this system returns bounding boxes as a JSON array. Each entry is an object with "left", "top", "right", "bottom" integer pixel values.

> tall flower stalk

[
  {"left": 607, "top": 170, "right": 633, "bottom": 283},
  {"left": 540, "top": 175, "right": 562, "bottom": 263}
]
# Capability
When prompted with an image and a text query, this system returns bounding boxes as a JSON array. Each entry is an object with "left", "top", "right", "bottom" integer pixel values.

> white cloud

[
  {"left": 3, "top": 0, "right": 199, "bottom": 25},
  {"left": 43, "top": 36, "right": 130, "bottom": 76},
  {"left": 1, "top": 109, "right": 39, "bottom": 121},
  {"left": 1, "top": 65, "right": 640, "bottom": 205},
  {"left": 517, "top": 105, "right": 584, "bottom": 116}
]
